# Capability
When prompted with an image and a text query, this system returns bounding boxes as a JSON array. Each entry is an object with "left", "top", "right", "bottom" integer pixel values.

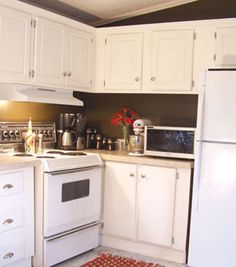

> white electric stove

[{"left": 0, "top": 122, "right": 103, "bottom": 267}]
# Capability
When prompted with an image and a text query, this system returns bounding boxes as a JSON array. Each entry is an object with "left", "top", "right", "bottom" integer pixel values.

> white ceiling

[{"left": 57, "top": 0, "right": 198, "bottom": 25}]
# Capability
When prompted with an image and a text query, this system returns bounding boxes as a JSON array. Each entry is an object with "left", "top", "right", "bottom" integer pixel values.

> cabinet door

[
  {"left": 103, "top": 161, "right": 137, "bottom": 239},
  {"left": 34, "top": 17, "right": 66, "bottom": 86},
  {"left": 104, "top": 33, "right": 143, "bottom": 91},
  {"left": 149, "top": 30, "right": 194, "bottom": 92},
  {"left": 0, "top": 6, "right": 31, "bottom": 82},
  {"left": 137, "top": 165, "right": 177, "bottom": 247},
  {"left": 215, "top": 27, "right": 236, "bottom": 66},
  {"left": 66, "top": 28, "right": 94, "bottom": 90}
]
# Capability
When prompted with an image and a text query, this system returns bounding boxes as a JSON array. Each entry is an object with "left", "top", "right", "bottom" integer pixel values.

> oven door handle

[{"left": 46, "top": 165, "right": 102, "bottom": 176}]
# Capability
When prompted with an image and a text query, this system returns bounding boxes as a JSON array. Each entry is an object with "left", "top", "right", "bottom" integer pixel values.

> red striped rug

[{"left": 80, "top": 253, "right": 165, "bottom": 267}]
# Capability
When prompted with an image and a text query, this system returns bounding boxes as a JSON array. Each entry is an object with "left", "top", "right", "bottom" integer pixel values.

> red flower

[
  {"left": 124, "top": 117, "right": 134, "bottom": 126},
  {"left": 111, "top": 107, "right": 139, "bottom": 128}
]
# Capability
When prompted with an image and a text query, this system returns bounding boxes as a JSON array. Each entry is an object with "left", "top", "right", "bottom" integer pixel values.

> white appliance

[
  {"left": 0, "top": 122, "right": 103, "bottom": 267},
  {"left": 144, "top": 126, "right": 195, "bottom": 159},
  {"left": 35, "top": 152, "right": 103, "bottom": 267},
  {"left": 188, "top": 69, "right": 236, "bottom": 267}
]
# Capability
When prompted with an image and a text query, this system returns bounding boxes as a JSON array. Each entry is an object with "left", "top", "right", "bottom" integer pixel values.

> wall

[
  {"left": 80, "top": 93, "right": 198, "bottom": 139},
  {"left": 0, "top": 93, "right": 198, "bottom": 140},
  {"left": 0, "top": 101, "right": 84, "bottom": 124}
]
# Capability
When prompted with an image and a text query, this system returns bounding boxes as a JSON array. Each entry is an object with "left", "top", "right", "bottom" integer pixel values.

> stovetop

[{"left": 0, "top": 149, "right": 103, "bottom": 172}]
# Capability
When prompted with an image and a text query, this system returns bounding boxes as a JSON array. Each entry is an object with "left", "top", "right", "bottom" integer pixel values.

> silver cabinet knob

[
  {"left": 3, "top": 218, "right": 14, "bottom": 225},
  {"left": 68, "top": 72, "right": 72, "bottom": 77},
  {"left": 130, "top": 172, "right": 135, "bottom": 177},
  {"left": 141, "top": 174, "right": 146, "bottom": 179},
  {"left": 62, "top": 72, "right": 67, "bottom": 77},
  {"left": 2, "top": 184, "right": 13, "bottom": 190},
  {"left": 135, "top": 77, "right": 140, "bottom": 82},
  {"left": 3, "top": 252, "right": 14, "bottom": 260},
  {"left": 151, "top": 76, "right": 156, "bottom": 81}
]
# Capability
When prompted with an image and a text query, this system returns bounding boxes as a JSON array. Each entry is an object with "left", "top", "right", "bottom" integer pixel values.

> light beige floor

[{"left": 53, "top": 246, "right": 188, "bottom": 267}]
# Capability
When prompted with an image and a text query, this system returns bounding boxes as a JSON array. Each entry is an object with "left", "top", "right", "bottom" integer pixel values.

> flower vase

[{"left": 122, "top": 126, "right": 130, "bottom": 151}]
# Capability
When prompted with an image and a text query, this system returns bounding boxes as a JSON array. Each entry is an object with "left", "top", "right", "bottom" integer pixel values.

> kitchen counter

[
  {"left": 0, "top": 155, "right": 39, "bottom": 171},
  {"left": 85, "top": 149, "right": 194, "bottom": 169}
]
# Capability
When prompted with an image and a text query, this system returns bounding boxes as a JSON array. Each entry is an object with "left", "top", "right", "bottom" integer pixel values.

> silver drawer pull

[
  {"left": 2, "top": 184, "right": 13, "bottom": 190},
  {"left": 3, "top": 218, "right": 14, "bottom": 225},
  {"left": 3, "top": 252, "right": 14, "bottom": 260},
  {"left": 135, "top": 77, "right": 140, "bottom": 82}
]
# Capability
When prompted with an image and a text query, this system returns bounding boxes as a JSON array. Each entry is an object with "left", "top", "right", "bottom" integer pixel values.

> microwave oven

[{"left": 144, "top": 126, "right": 195, "bottom": 159}]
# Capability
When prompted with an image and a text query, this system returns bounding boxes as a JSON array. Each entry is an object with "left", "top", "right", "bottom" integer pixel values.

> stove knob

[
  {"left": 43, "top": 130, "right": 48, "bottom": 138},
  {"left": 47, "top": 130, "right": 52, "bottom": 137},
  {"left": 2, "top": 130, "right": 8, "bottom": 139},
  {"left": 9, "top": 131, "right": 14, "bottom": 138},
  {"left": 15, "top": 130, "right": 20, "bottom": 138}
]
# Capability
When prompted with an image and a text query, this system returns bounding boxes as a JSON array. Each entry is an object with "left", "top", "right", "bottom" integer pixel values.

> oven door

[{"left": 43, "top": 166, "right": 102, "bottom": 237}]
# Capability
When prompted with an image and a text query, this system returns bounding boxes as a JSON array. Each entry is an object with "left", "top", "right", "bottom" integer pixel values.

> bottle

[
  {"left": 25, "top": 117, "right": 36, "bottom": 154},
  {"left": 96, "top": 134, "right": 102, "bottom": 150}
]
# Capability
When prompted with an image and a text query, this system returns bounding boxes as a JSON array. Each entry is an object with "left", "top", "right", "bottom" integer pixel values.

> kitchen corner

[{"left": 1, "top": 0, "right": 236, "bottom": 266}]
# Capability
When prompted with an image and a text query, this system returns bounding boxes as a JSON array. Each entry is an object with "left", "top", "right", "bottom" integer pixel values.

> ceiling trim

[{"left": 91, "top": 0, "right": 198, "bottom": 26}]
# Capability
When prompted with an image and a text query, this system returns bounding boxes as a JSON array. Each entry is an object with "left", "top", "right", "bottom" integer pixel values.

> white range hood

[{"left": 0, "top": 84, "right": 84, "bottom": 106}]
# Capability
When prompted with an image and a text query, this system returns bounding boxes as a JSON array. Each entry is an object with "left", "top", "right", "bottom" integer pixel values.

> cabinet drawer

[
  {"left": 0, "top": 205, "right": 24, "bottom": 233},
  {"left": 0, "top": 171, "right": 24, "bottom": 197},
  {"left": 0, "top": 240, "right": 25, "bottom": 266}
]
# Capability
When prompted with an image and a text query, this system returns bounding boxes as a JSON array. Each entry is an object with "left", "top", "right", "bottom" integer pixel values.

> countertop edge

[{"left": 85, "top": 150, "right": 194, "bottom": 169}]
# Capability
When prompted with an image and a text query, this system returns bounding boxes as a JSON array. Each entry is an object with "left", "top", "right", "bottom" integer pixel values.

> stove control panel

[{"left": 0, "top": 122, "right": 56, "bottom": 144}]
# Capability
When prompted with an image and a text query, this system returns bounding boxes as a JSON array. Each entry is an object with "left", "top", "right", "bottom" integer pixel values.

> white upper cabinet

[
  {"left": 34, "top": 17, "right": 94, "bottom": 90},
  {"left": 0, "top": 5, "right": 31, "bottom": 82},
  {"left": 148, "top": 30, "right": 194, "bottom": 92},
  {"left": 66, "top": 29, "right": 93, "bottom": 89},
  {"left": 34, "top": 17, "right": 66, "bottom": 86},
  {"left": 215, "top": 27, "right": 236, "bottom": 67},
  {"left": 104, "top": 33, "right": 143, "bottom": 91}
]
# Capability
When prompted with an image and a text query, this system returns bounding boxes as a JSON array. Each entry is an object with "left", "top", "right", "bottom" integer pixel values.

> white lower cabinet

[
  {"left": 137, "top": 165, "right": 177, "bottom": 247},
  {"left": 0, "top": 167, "right": 34, "bottom": 267},
  {"left": 103, "top": 162, "right": 137, "bottom": 239},
  {"left": 102, "top": 161, "right": 191, "bottom": 263}
]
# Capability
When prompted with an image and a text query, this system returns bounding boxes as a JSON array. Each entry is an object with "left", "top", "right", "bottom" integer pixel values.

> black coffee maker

[{"left": 57, "top": 113, "right": 77, "bottom": 150}]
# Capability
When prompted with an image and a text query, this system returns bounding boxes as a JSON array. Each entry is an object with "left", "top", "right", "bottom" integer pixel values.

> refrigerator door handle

[{"left": 192, "top": 141, "right": 202, "bottom": 211}]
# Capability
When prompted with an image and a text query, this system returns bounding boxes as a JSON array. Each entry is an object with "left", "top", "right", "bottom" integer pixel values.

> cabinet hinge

[
  {"left": 192, "top": 80, "right": 195, "bottom": 88},
  {"left": 105, "top": 38, "right": 107, "bottom": 44},
  {"left": 213, "top": 54, "right": 216, "bottom": 61},
  {"left": 171, "top": 236, "right": 175, "bottom": 244},
  {"left": 214, "top": 32, "right": 217, "bottom": 39},
  {"left": 176, "top": 172, "right": 179, "bottom": 180},
  {"left": 31, "top": 19, "right": 36, "bottom": 28},
  {"left": 104, "top": 80, "right": 106, "bottom": 86},
  {"left": 193, "top": 32, "right": 196, "bottom": 40}
]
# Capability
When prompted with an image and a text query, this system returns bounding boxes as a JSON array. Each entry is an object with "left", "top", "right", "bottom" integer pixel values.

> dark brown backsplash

[
  {"left": 0, "top": 93, "right": 198, "bottom": 139},
  {"left": 77, "top": 93, "right": 198, "bottom": 139}
]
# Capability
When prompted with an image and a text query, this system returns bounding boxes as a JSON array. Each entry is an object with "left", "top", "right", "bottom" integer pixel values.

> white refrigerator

[{"left": 188, "top": 69, "right": 236, "bottom": 267}]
